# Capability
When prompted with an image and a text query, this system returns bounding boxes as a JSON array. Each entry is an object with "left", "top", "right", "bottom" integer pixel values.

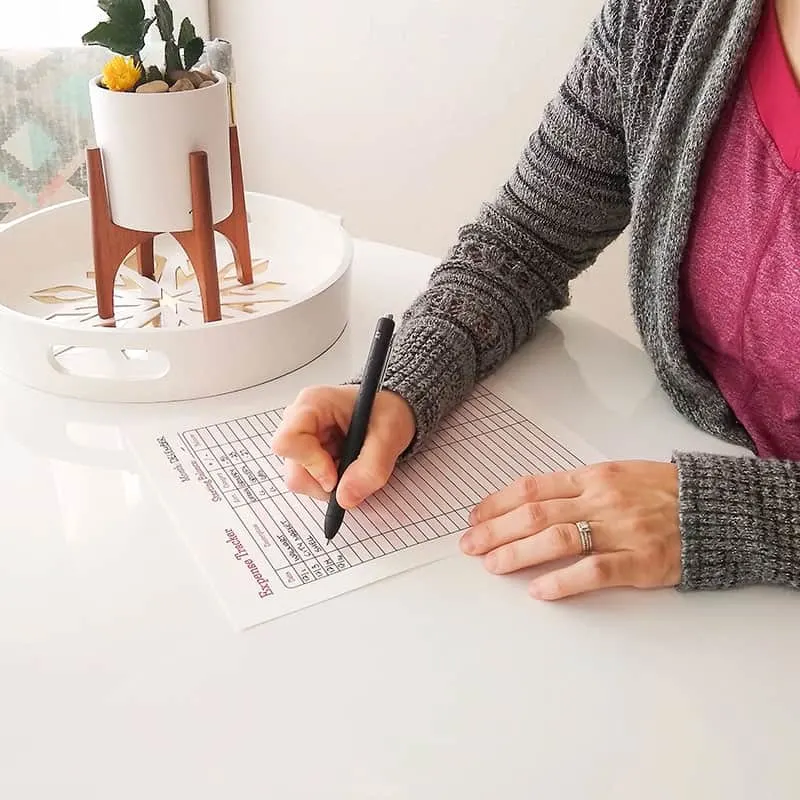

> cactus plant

[
  {"left": 154, "top": 0, "right": 204, "bottom": 74},
  {"left": 83, "top": 0, "right": 209, "bottom": 92}
]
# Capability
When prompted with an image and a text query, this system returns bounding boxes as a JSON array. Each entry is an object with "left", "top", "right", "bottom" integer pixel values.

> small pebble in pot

[
  {"left": 136, "top": 80, "right": 169, "bottom": 93},
  {"left": 169, "top": 78, "right": 195, "bottom": 92},
  {"left": 196, "top": 65, "right": 218, "bottom": 83},
  {"left": 167, "top": 69, "right": 192, "bottom": 84},
  {"left": 187, "top": 70, "right": 207, "bottom": 88}
]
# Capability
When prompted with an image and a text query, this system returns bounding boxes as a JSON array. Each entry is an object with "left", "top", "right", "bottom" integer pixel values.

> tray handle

[{"left": 0, "top": 313, "right": 179, "bottom": 396}]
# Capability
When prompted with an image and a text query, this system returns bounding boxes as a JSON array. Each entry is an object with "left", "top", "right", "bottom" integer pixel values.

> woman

[{"left": 272, "top": 0, "right": 800, "bottom": 600}]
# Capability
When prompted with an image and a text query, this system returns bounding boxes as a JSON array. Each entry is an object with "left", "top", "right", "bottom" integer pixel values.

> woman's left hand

[{"left": 460, "top": 461, "right": 681, "bottom": 600}]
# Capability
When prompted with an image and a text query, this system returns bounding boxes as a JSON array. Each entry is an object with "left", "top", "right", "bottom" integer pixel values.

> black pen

[{"left": 324, "top": 314, "right": 395, "bottom": 544}]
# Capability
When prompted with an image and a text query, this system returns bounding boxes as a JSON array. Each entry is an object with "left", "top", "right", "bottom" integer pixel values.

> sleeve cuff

[
  {"left": 347, "top": 313, "right": 478, "bottom": 456},
  {"left": 673, "top": 451, "right": 800, "bottom": 591}
]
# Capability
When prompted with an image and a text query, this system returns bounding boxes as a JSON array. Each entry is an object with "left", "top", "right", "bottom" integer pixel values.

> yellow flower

[{"left": 102, "top": 55, "right": 141, "bottom": 92}]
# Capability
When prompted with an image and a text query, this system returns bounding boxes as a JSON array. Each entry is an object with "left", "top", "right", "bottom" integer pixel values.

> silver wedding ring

[{"left": 576, "top": 520, "right": 593, "bottom": 556}]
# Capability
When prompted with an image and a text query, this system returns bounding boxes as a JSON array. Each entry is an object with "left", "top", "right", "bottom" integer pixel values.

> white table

[{"left": 1, "top": 239, "right": 798, "bottom": 799}]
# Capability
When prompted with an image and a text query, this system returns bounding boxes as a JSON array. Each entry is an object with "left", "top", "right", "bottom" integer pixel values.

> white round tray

[{"left": 0, "top": 192, "right": 352, "bottom": 402}]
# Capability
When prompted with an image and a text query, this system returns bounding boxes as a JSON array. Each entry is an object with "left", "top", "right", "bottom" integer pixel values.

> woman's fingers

[
  {"left": 283, "top": 460, "right": 330, "bottom": 502},
  {"left": 469, "top": 471, "right": 582, "bottom": 525},
  {"left": 460, "top": 499, "right": 584, "bottom": 555},
  {"left": 337, "top": 431, "right": 402, "bottom": 509},
  {"left": 271, "top": 406, "right": 339, "bottom": 492},
  {"left": 482, "top": 522, "right": 602, "bottom": 574},
  {"left": 529, "top": 552, "right": 637, "bottom": 600},
  {"left": 336, "top": 394, "right": 417, "bottom": 508},
  {"left": 336, "top": 409, "right": 414, "bottom": 507}
]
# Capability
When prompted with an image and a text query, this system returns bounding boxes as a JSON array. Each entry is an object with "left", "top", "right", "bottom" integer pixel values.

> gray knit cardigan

[{"left": 379, "top": 0, "right": 800, "bottom": 592}]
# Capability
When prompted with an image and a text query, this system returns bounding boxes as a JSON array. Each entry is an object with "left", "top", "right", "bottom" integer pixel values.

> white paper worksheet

[{"left": 129, "top": 385, "right": 591, "bottom": 629}]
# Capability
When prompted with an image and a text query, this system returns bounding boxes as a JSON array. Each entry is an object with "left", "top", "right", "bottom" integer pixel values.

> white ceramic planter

[{"left": 88, "top": 70, "right": 233, "bottom": 233}]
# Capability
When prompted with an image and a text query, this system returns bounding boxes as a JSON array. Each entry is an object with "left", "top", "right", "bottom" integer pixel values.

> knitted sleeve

[
  {"left": 379, "top": 0, "right": 631, "bottom": 449},
  {"left": 674, "top": 452, "right": 800, "bottom": 591}
]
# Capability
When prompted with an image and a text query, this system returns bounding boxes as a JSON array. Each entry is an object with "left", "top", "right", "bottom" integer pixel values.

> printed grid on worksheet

[{"left": 178, "top": 386, "right": 584, "bottom": 590}]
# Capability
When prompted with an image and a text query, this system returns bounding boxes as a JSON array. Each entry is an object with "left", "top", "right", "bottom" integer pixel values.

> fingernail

[
  {"left": 338, "top": 488, "right": 362, "bottom": 509},
  {"left": 460, "top": 533, "right": 474, "bottom": 554},
  {"left": 319, "top": 475, "right": 336, "bottom": 493},
  {"left": 468, "top": 508, "right": 479, "bottom": 525},
  {"left": 484, "top": 552, "right": 498, "bottom": 573}
]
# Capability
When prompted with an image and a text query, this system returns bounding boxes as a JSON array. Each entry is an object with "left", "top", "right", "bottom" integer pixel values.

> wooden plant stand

[{"left": 86, "top": 126, "right": 253, "bottom": 324}]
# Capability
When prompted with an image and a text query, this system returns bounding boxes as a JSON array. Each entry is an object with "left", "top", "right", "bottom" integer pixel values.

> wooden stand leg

[
  {"left": 136, "top": 238, "right": 156, "bottom": 280},
  {"left": 173, "top": 151, "right": 222, "bottom": 323},
  {"left": 214, "top": 126, "right": 253, "bottom": 286},
  {"left": 87, "top": 148, "right": 154, "bottom": 321}
]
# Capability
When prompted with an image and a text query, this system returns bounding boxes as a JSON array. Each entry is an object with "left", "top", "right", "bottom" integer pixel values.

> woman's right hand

[{"left": 270, "top": 385, "right": 417, "bottom": 507}]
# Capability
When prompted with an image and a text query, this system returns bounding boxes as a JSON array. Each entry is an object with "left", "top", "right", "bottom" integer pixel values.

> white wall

[{"left": 210, "top": 0, "right": 636, "bottom": 342}]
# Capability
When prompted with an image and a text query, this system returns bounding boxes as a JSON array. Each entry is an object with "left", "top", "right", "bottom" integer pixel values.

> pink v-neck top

[{"left": 680, "top": 0, "right": 800, "bottom": 460}]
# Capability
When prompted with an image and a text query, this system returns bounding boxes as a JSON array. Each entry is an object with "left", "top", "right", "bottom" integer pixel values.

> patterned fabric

[{"left": 0, "top": 47, "right": 107, "bottom": 223}]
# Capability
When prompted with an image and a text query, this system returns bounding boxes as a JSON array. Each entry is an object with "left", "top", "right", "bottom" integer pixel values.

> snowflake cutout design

[{"left": 29, "top": 249, "right": 287, "bottom": 329}]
